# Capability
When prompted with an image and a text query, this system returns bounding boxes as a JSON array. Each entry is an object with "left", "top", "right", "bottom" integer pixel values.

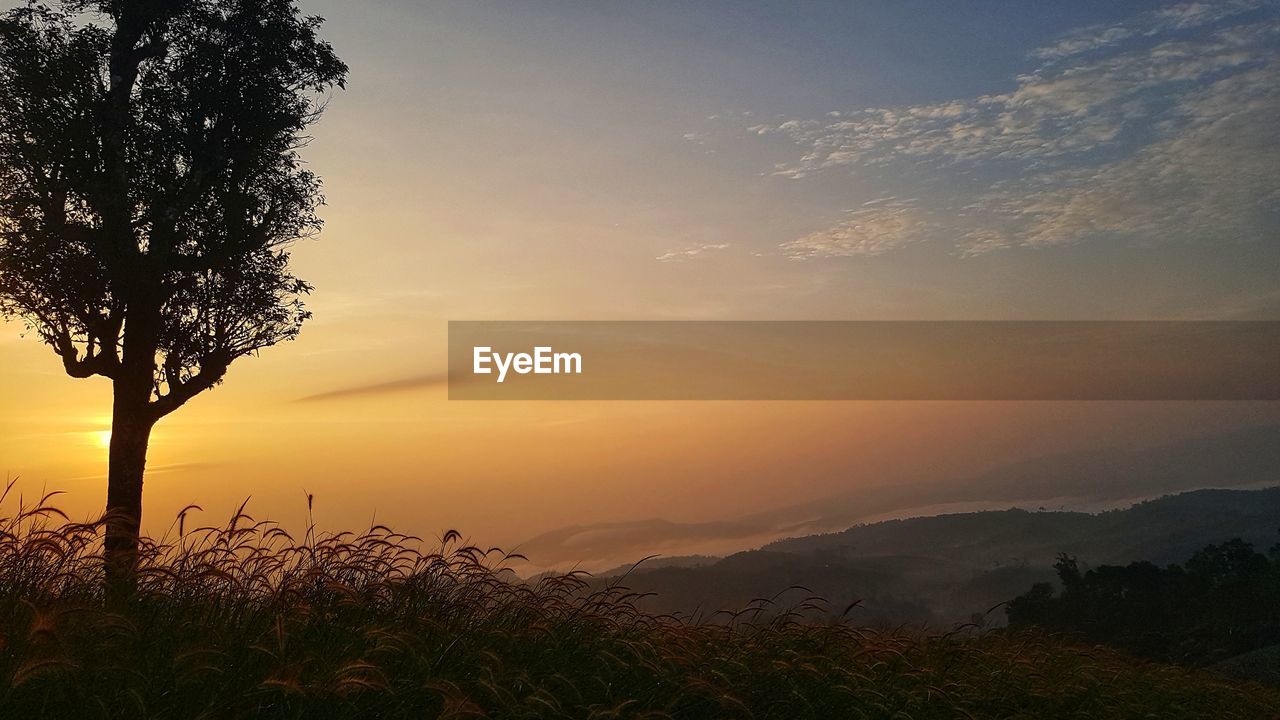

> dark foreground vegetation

[
  {"left": 2, "top": 491, "right": 1277, "bottom": 719},
  {"left": 1009, "top": 538, "right": 1280, "bottom": 668}
]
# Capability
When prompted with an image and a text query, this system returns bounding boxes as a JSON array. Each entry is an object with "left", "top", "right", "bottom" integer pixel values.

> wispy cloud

[
  {"left": 296, "top": 373, "right": 449, "bottom": 402},
  {"left": 742, "top": 3, "right": 1280, "bottom": 257},
  {"left": 781, "top": 199, "right": 931, "bottom": 259},
  {"left": 969, "top": 62, "right": 1280, "bottom": 250},
  {"left": 60, "top": 462, "right": 220, "bottom": 483},
  {"left": 1033, "top": 0, "right": 1268, "bottom": 62},
  {"left": 655, "top": 242, "right": 732, "bottom": 262}
]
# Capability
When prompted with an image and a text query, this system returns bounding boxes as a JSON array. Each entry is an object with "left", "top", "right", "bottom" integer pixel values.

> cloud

[
  {"left": 956, "top": 228, "right": 1014, "bottom": 257},
  {"left": 968, "top": 61, "right": 1280, "bottom": 248},
  {"left": 781, "top": 201, "right": 932, "bottom": 259},
  {"left": 1032, "top": 0, "right": 1268, "bottom": 62},
  {"left": 1033, "top": 26, "right": 1135, "bottom": 62},
  {"left": 761, "top": 24, "right": 1274, "bottom": 174},
  {"left": 752, "top": 6, "right": 1280, "bottom": 257},
  {"left": 60, "top": 462, "right": 221, "bottom": 483},
  {"left": 296, "top": 373, "right": 448, "bottom": 402},
  {"left": 655, "top": 242, "right": 732, "bottom": 262}
]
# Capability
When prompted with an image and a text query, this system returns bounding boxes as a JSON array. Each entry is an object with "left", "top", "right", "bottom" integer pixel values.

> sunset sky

[{"left": 2, "top": 0, "right": 1278, "bottom": 569}]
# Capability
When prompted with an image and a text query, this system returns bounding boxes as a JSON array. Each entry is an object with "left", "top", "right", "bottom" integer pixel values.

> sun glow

[{"left": 93, "top": 430, "right": 111, "bottom": 448}]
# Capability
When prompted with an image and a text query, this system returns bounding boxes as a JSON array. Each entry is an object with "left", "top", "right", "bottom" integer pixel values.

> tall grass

[{"left": 1, "top": 482, "right": 1276, "bottom": 719}]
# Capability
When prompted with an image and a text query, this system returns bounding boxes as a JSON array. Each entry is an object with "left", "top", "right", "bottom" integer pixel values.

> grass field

[{"left": 2, "top": 489, "right": 1276, "bottom": 719}]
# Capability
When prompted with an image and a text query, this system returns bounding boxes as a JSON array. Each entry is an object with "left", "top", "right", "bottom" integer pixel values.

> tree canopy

[
  {"left": 0, "top": 0, "right": 346, "bottom": 419},
  {"left": 1008, "top": 538, "right": 1280, "bottom": 666}
]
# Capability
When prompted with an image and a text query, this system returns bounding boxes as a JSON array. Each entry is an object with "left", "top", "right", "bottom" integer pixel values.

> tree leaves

[{"left": 0, "top": 0, "right": 347, "bottom": 417}]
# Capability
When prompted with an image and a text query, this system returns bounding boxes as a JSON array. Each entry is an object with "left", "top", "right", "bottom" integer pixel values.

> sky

[{"left": 1, "top": 1, "right": 1278, "bottom": 569}]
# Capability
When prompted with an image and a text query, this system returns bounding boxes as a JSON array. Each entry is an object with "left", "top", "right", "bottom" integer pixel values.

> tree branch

[
  {"left": 55, "top": 330, "right": 120, "bottom": 379},
  {"left": 149, "top": 356, "right": 228, "bottom": 419}
]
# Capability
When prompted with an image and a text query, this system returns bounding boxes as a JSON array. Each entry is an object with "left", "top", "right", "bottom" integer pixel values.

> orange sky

[
  {"left": 3, "top": 339, "right": 1277, "bottom": 569},
  {"left": 2, "top": 1, "right": 1279, "bottom": 570}
]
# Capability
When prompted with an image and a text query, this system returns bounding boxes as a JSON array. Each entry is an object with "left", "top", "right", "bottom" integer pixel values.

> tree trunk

[{"left": 104, "top": 374, "right": 156, "bottom": 596}]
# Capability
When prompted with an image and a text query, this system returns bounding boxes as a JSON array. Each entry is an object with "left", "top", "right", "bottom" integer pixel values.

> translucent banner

[{"left": 447, "top": 321, "right": 1280, "bottom": 400}]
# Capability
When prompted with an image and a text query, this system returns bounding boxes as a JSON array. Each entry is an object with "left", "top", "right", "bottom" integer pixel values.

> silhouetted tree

[
  {"left": 0, "top": 0, "right": 345, "bottom": 591},
  {"left": 1008, "top": 538, "right": 1280, "bottom": 665}
]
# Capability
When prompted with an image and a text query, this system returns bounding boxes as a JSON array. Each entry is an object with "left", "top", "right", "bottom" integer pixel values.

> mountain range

[
  {"left": 522, "top": 424, "right": 1280, "bottom": 569},
  {"left": 596, "top": 486, "right": 1280, "bottom": 626}
]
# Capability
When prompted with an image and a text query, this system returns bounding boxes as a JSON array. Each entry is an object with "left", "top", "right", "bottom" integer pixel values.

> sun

[{"left": 93, "top": 430, "right": 112, "bottom": 449}]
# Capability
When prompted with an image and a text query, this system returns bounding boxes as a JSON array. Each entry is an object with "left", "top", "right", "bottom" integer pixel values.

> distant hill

[
  {"left": 609, "top": 487, "right": 1280, "bottom": 626},
  {"left": 521, "top": 424, "right": 1280, "bottom": 568},
  {"left": 597, "top": 555, "right": 719, "bottom": 578}
]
